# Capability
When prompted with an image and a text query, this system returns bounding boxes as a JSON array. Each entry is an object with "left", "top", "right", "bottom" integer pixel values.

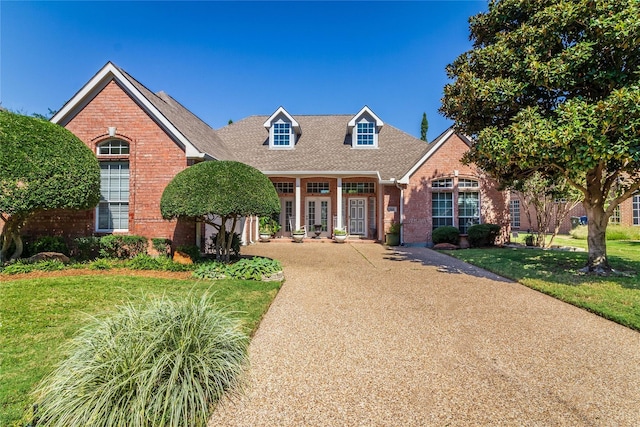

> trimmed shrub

[
  {"left": 176, "top": 245, "right": 201, "bottom": 263},
  {"left": 99, "top": 235, "right": 148, "bottom": 259},
  {"left": 432, "top": 226, "right": 460, "bottom": 245},
  {"left": 30, "top": 294, "right": 249, "bottom": 427},
  {"left": 72, "top": 236, "right": 101, "bottom": 261},
  {"left": 468, "top": 224, "right": 501, "bottom": 247},
  {"left": 31, "top": 236, "right": 69, "bottom": 255}
]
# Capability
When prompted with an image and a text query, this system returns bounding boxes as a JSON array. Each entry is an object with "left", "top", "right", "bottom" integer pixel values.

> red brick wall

[
  {"left": 403, "top": 134, "right": 509, "bottom": 245},
  {"left": 23, "top": 80, "right": 195, "bottom": 249}
]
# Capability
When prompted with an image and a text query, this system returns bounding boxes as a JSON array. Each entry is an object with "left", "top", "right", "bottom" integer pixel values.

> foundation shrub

[
  {"left": 31, "top": 236, "right": 69, "bottom": 256},
  {"left": 432, "top": 226, "right": 460, "bottom": 245},
  {"left": 72, "top": 236, "right": 101, "bottom": 261},
  {"left": 99, "top": 235, "right": 148, "bottom": 259},
  {"left": 151, "top": 238, "right": 172, "bottom": 257},
  {"left": 29, "top": 294, "right": 249, "bottom": 427},
  {"left": 468, "top": 224, "right": 501, "bottom": 247}
]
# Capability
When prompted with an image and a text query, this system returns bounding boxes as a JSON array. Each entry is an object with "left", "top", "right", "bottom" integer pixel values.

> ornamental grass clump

[{"left": 30, "top": 295, "right": 249, "bottom": 427}]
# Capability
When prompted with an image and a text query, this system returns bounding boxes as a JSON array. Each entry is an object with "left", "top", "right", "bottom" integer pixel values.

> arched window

[
  {"left": 96, "top": 139, "right": 130, "bottom": 231},
  {"left": 98, "top": 139, "right": 129, "bottom": 155}
]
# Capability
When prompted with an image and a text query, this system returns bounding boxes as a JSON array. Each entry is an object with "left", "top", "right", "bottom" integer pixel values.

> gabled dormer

[
  {"left": 263, "top": 107, "right": 300, "bottom": 149},
  {"left": 348, "top": 106, "right": 384, "bottom": 149}
]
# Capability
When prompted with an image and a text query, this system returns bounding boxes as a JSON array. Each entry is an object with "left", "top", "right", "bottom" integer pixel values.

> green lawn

[
  {"left": 446, "top": 236, "right": 640, "bottom": 331},
  {"left": 0, "top": 274, "right": 281, "bottom": 426}
]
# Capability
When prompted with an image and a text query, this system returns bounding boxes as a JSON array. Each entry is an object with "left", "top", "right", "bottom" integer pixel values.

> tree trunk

[{"left": 583, "top": 202, "right": 611, "bottom": 273}]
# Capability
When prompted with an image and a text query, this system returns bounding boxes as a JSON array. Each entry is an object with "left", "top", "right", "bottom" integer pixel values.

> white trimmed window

[
  {"left": 609, "top": 205, "right": 621, "bottom": 224},
  {"left": 356, "top": 121, "right": 375, "bottom": 146},
  {"left": 510, "top": 199, "right": 521, "bottom": 229},
  {"left": 98, "top": 162, "right": 129, "bottom": 231},
  {"left": 432, "top": 178, "right": 454, "bottom": 188},
  {"left": 633, "top": 194, "right": 640, "bottom": 226},
  {"left": 432, "top": 192, "right": 453, "bottom": 229},
  {"left": 270, "top": 119, "right": 294, "bottom": 148},
  {"left": 458, "top": 191, "right": 480, "bottom": 233},
  {"left": 97, "top": 139, "right": 130, "bottom": 232}
]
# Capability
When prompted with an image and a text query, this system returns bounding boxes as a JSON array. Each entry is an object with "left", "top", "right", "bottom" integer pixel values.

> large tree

[
  {"left": 160, "top": 160, "right": 280, "bottom": 262},
  {"left": 0, "top": 111, "right": 101, "bottom": 262},
  {"left": 441, "top": 0, "right": 640, "bottom": 272}
]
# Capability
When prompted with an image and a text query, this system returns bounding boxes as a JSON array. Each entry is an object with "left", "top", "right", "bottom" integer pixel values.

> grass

[
  {"left": 446, "top": 235, "right": 640, "bottom": 331},
  {"left": 0, "top": 273, "right": 281, "bottom": 426}
]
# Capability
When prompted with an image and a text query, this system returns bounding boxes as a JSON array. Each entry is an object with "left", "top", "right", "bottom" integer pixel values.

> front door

[
  {"left": 306, "top": 197, "right": 331, "bottom": 237},
  {"left": 349, "top": 198, "right": 366, "bottom": 235}
]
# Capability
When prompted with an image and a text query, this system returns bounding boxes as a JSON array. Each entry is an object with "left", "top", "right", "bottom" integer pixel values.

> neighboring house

[{"left": 21, "top": 62, "right": 513, "bottom": 249}]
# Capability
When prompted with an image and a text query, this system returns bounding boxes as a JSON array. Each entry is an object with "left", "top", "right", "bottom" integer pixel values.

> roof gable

[
  {"left": 398, "top": 127, "right": 472, "bottom": 184},
  {"left": 51, "top": 62, "right": 233, "bottom": 160},
  {"left": 263, "top": 106, "right": 301, "bottom": 133}
]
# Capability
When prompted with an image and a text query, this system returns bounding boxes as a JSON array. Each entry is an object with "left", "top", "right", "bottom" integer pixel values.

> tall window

[
  {"left": 98, "top": 162, "right": 129, "bottom": 231},
  {"left": 356, "top": 121, "right": 375, "bottom": 146},
  {"left": 97, "top": 140, "right": 130, "bottom": 231},
  {"left": 633, "top": 194, "right": 640, "bottom": 226},
  {"left": 432, "top": 192, "right": 453, "bottom": 229},
  {"left": 458, "top": 192, "right": 480, "bottom": 233},
  {"left": 273, "top": 122, "right": 291, "bottom": 146},
  {"left": 510, "top": 199, "right": 521, "bottom": 229}
]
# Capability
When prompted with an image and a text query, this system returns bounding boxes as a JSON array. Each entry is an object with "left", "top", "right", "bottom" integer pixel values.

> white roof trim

[
  {"left": 50, "top": 62, "right": 205, "bottom": 159},
  {"left": 397, "top": 127, "right": 455, "bottom": 184},
  {"left": 263, "top": 106, "right": 301, "bottom": 133},
  {"left": 262, "top": 170, "right": 383, "bottom": 181},
  {"left": 347, "top": 105, "right": 384, "bottom": 133}
]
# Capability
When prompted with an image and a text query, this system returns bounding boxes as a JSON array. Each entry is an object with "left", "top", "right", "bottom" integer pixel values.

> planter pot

[
  {"left": 259, "top": 233, "right": 272, "bottom": 242},
  {"left": 334, "top": 234, "right": 347, "bottom": 243},
  {"left": 385, "top": 233, "right": 400, "bottom": 246},
  {"left": 292, "top": 233, "right": 305, "bottom": 243}
]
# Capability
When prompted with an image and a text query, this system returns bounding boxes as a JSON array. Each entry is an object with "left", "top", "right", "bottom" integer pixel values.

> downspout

[{"left": 395, "top": 180, "right": 404, "bottom": 245}]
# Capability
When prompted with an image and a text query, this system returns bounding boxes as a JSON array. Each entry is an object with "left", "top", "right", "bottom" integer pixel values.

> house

[{"left": 20, "top": 62, "right": 512, "bottom": 249}]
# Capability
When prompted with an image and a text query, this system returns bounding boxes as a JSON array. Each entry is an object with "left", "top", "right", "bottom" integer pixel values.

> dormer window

[
  {"left": 273, "top": 121, "right": 292, "bottom": 147},
  {"left": 348, "top": 106, "right": 383, "bottom": 149},
  {"left": 264, "top": 107, "right": 300, "bottom": 149},
  {"left": 356, "top": 121, "right": 375, "bottom": 146}
]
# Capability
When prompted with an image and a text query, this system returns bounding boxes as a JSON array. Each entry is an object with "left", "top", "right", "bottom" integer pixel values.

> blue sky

[{"left": 1, "top": 1, "right": 487, "bottom": 140}]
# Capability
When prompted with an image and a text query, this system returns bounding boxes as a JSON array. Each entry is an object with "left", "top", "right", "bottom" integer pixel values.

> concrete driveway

[{"left": 209, "top": 243, "right": 640, "bottom": 426}]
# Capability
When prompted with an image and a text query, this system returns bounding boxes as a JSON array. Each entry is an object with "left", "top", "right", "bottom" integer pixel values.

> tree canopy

[
  {"left": 440, "top": 0, "right": 640, "bottom": 272},
  {"left": 160, "top": 160, "right": 280, "bottom": 261},
  {"left": 0, "top": 111, "right": 101, "bottom": 261}
]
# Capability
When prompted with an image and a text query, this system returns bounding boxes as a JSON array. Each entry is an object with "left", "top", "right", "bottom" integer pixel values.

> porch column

[
  {"left": 295, "top": 178, "right": 301, "bottom": 231},
  {"left": 400, "top": 187, "right": 405, "bottom": 245},
  {"left": 336, "top": 177, "right": 343, "bottom": 229}
]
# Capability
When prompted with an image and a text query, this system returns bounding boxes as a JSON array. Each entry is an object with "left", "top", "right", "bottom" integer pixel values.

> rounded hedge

[
  {"left": 468, "top": 224, "right": 501, "bottom": 247},
  {"left": 0, "top": 111, "right": 100, "bottom": 215},
  {"left": 432, "top": 226, "right": 460, "bottom": 245},
  {"left": 160, "top": 161, "right": 280, "bottom": 220}
]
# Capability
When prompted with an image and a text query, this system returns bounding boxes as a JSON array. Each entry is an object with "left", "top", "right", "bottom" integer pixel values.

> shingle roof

[
  {"left": 216, "top": 114, "right": 432, "bottom": 180},
  {"left": 115, "top": 66, "right": 236, "bottom": 161}
]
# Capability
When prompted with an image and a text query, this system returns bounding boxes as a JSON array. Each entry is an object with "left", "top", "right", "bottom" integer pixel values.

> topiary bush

[
  {"left": 99, "top": 235, "right": 148, "bottom": 259},
  {"left": 468, "top": 223, "right": 501, "bottom": 247},
  {"left": 432, "top": 226, "right": 460, "bottom": 245},
  {"left": 31, "top": 236, "right": 69, "bottom": 255},
  {"left": 30, "top": 294, "right": 249, "bottom": 427}
]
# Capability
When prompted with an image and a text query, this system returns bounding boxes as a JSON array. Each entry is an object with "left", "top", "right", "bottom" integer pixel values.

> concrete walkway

[{"left": 209, "top": 243, "right": 640, "bottom": 426}]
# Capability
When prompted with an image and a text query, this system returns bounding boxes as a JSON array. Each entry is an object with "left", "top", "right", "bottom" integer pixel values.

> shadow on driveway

[{"left": 382, "top": 245, "right": 513, "bottom": 283}]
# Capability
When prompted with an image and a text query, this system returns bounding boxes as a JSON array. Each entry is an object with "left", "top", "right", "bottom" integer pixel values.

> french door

[
  {"left": 306, "top": 197, "right": 331, "bottom": 237},
  {"left": 280, "top": 198, "right": 294, "bottom": 235},
  {"left": 349, "top": 198, "right": 366, "bottom": 235}
]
